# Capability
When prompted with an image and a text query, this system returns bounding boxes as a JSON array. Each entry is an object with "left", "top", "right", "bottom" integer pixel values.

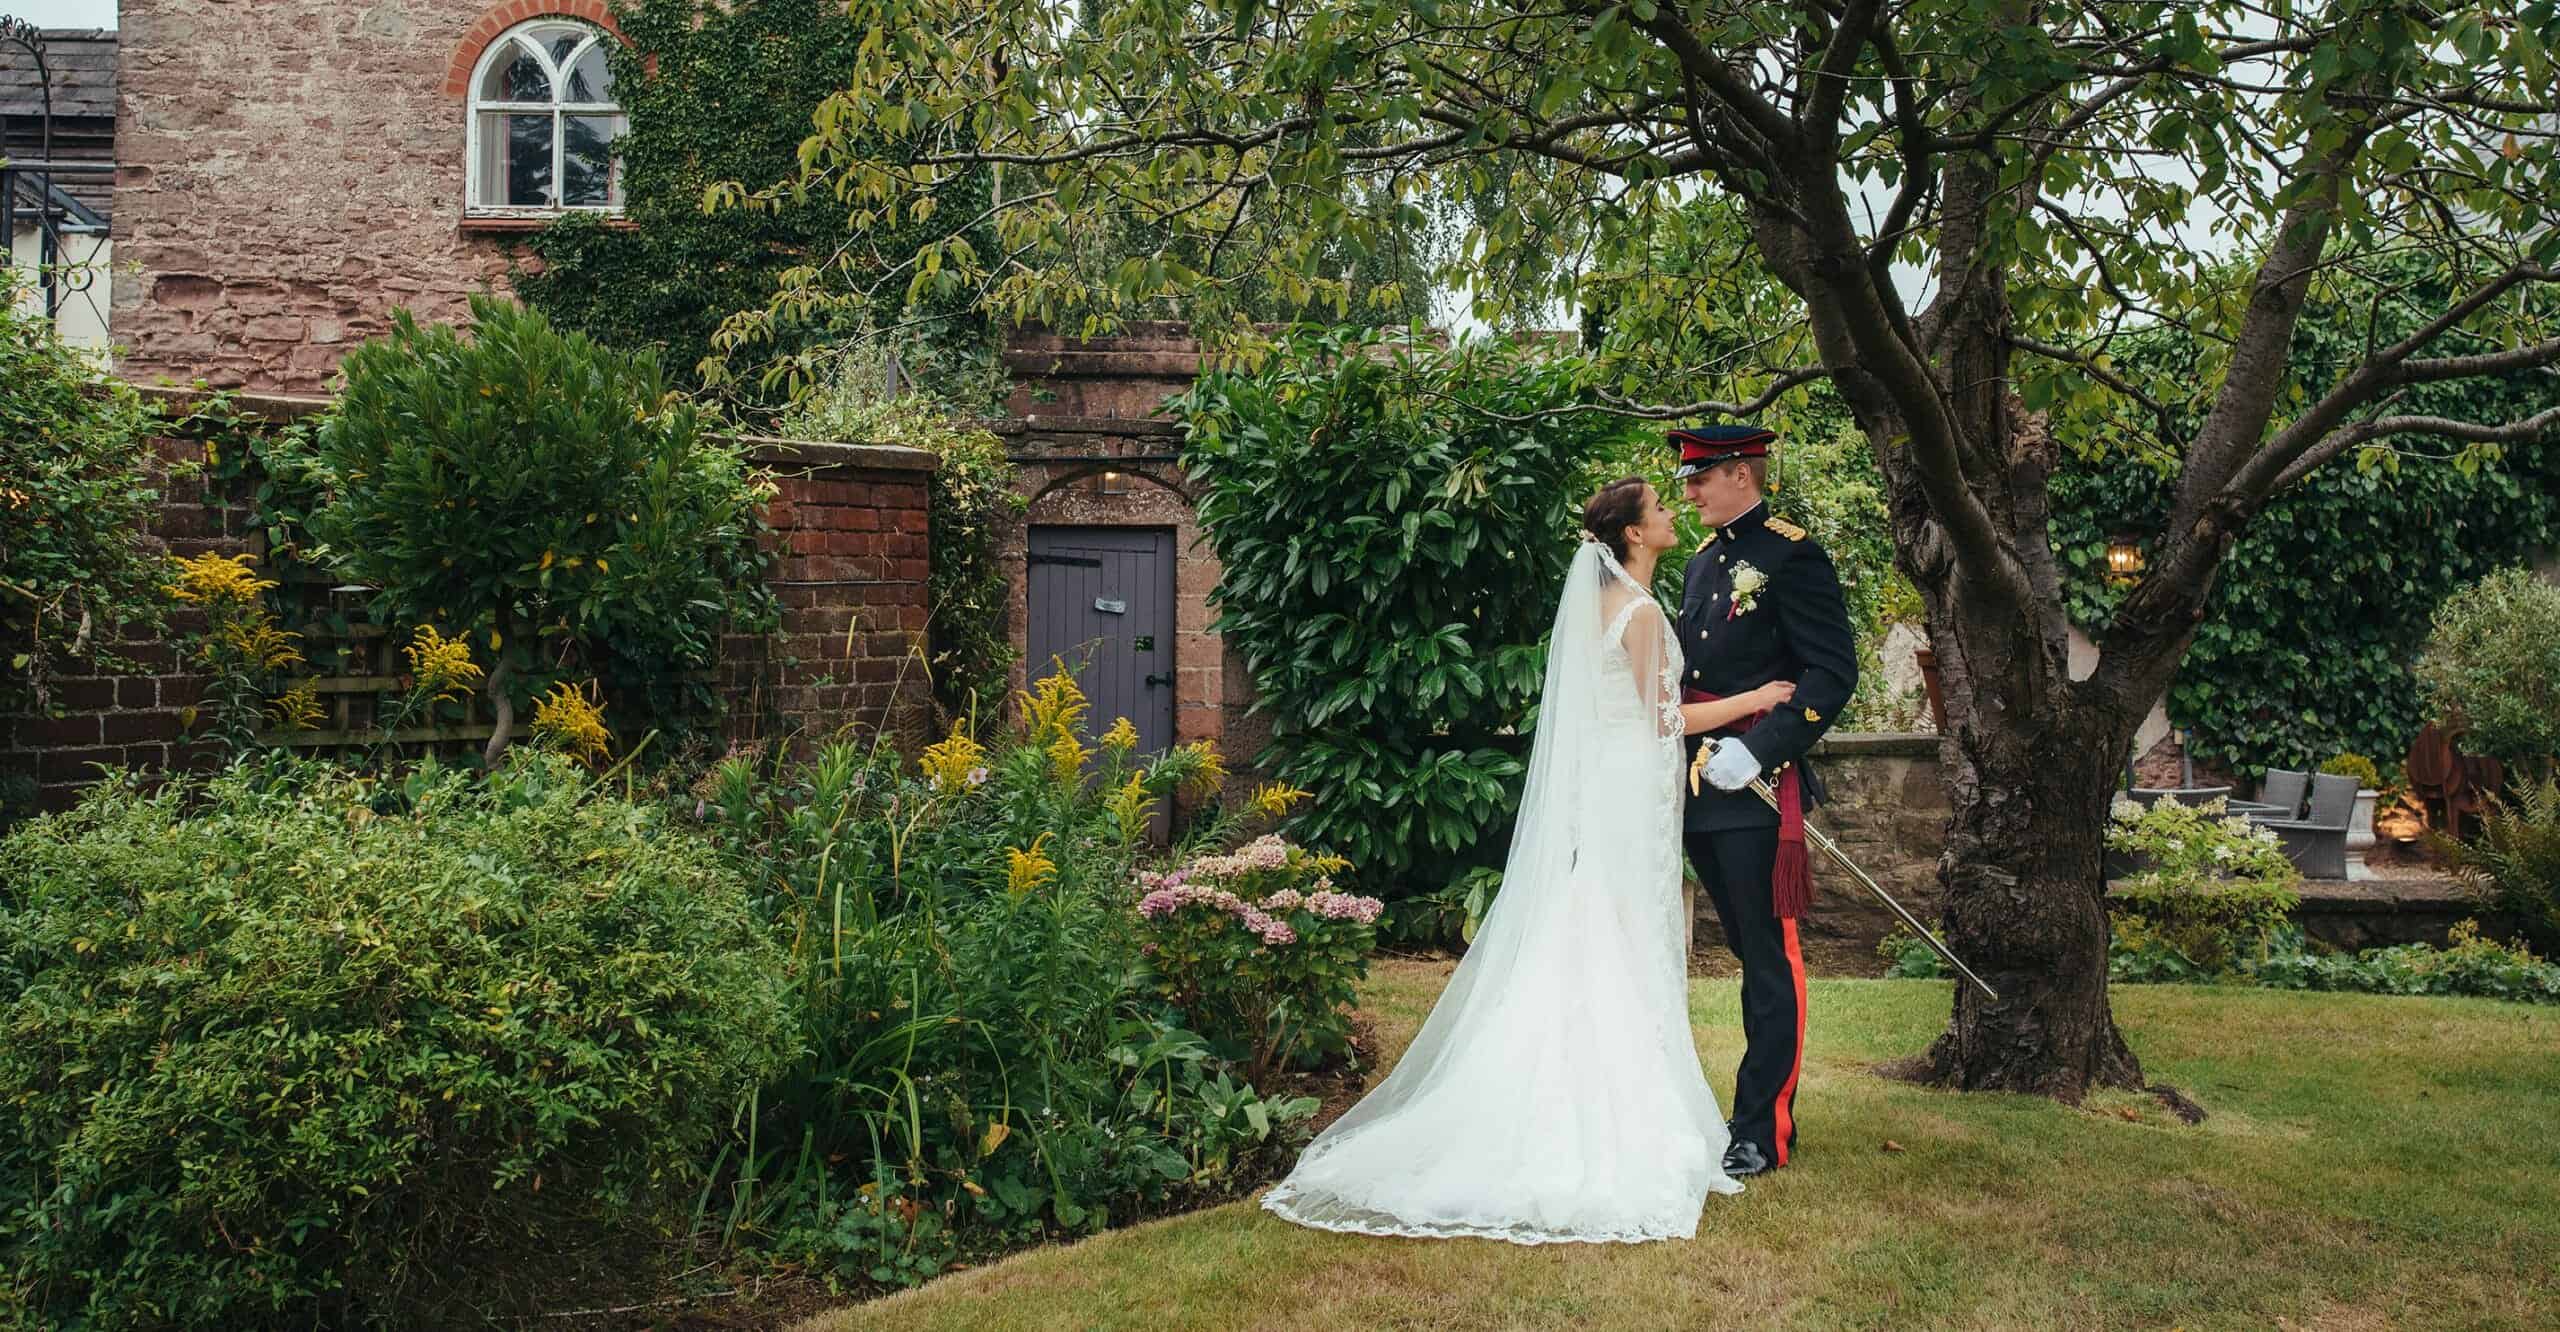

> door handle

[{"left": 1144, "top": 673, "right": 1172, "bottom": 688}]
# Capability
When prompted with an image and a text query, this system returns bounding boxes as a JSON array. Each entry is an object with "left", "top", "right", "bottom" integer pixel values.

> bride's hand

[{"left": 1751, "top": 679, "right": 1797, "bottom": 711}]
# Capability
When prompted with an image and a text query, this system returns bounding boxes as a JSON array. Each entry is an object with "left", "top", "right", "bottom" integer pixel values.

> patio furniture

[
  {"left": 2230, "top": 768, "right": 2309, "bottom": 821},
  {"left": 2406, "top": 722, "right": 2508, "bottom": 841},
  {"left": 2127, "top": 785, "right": 2233, "bottom": 809},
  {"left": 2255, "top": 772, "right": 2359, "bottom": 879}
]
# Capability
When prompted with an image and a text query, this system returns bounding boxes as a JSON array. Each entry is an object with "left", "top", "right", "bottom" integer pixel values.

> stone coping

[
  {"left": 977, "top": 414, "right": 1185, "bottom": 439},
  {"left": 125, "top": 384, "right": 937, "bottom": 474},
  {"left": 729, "top": 434, "right": 939, "bottom": 474},
  {"left": 1811, "top": 732, "right": 1940, "bottom": 758}
]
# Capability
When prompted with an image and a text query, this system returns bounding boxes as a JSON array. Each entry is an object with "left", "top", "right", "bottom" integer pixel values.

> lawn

[{"left": 793, "top": 960, "right": 2559, "bottom": 1331}]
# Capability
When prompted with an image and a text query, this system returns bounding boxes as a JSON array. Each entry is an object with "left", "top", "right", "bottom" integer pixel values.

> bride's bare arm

[{"left": 1680, "top": 680, "right": 1796, "bottom": 734}]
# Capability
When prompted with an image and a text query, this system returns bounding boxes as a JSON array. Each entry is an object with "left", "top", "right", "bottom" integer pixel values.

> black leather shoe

[{"left": 1722, "top": 1139, "right": 1774, "bottom": 1178}]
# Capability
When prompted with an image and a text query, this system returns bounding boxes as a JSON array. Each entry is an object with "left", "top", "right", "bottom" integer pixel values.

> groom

[{"left": 1671, "top": 425, "right": 1858, "bottom": 1178}]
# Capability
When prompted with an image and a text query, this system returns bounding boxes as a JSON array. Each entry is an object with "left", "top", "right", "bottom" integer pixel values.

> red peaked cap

[{"left": 1668, "top": 425, "right": 1777, "bottom": 479}]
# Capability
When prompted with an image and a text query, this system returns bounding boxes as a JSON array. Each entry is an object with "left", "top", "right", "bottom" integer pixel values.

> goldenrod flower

[
  {"left": 1047, "top": 729, "right": 1090, "bottom": 782},
  {"left": 1018, "top": 664, "right": 1089, "bottom": 744},
  {"left": 1177, "top": 741, "right": 1227, "bottom": 798},
  {"left": 1005, "top": 833, "right": 1056, "bottom": 896},
  {"left": 531, "top": 681, "right": 611, "bottom": 764},
  {"left": 213, "top": 617, "right": 305, "bottom": 671},
  {"left": 1250, "top": 781, "right": 1313, "bottom": 819},
  {"left": 403, "top": 626, "right": 484, "bottom": 702},
  {"left": 268, "top": 680, "right": 325, "bottom": 731},
  {"left": 1099, "top": 716, "right": 1139, "bottom": 753},
  {"left": 165, "top": 552, "right": 274, "bottom": 607},
  {"left": 1106, "top": 773, "right": 1156, "bottom": 839},
  {"left": 919, "top": 727, "right": 988, "bottom": 791}
]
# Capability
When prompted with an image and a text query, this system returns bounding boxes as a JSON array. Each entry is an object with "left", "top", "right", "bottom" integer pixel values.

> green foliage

[
  {"left": 0, "top": 286, "right": 169, "bottom": 726},
  {"left": 2247, "top": 922, "right": 2560, "bottom": 1005},
  {"left": 290, "top": 297, "right": 779, "bottom": 749},
  {"left": 2416, "top": 567, "right": 2560, "bottom": 772},
  {"left": 0, "top": 755, "right": 797, "bottom": 1328},
  {"left": 2050, "top": 266, "right": 2560, "bottom": 779},
  {"left": 2105, "top": 796, "right": 2301, "bottom": 972},
  {"left": 690, "top": 666, "right": 1319, "bottom": 1290},
  {"left": 1172, "top": 327, "right": 1644, "bottom": 904},
  {"left": 514, "top": 0, "right": 1000, "bottom": 411},
  {"left": 1134, "top": 837, "right": 1383, "bottom": 1081},
  {"left": 2445, "top": 775, "right": 2560, "bottom": 955},
  {"left": 779, "top": 368, "right": 1025, "bottom": 721},
  {"left": 1877, "top": 928, "right": 1950, "bottom": 980},
  {"left": 2319, "top": 752, "right": 2382, "bottom": 789}
]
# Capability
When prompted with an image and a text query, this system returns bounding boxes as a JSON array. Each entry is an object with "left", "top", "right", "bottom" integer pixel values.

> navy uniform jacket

[{"left": 1677, "top": 501, "right": 1860, "bottom": 832}]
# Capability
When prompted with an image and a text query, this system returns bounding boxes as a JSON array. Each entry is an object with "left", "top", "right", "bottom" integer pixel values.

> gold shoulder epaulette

[
  {"left": 1698, "top": 532, "right": 1719, "bottom": 552},
  {"left": 1767, "top": 516, "right": 1808, "bottom": 541}
]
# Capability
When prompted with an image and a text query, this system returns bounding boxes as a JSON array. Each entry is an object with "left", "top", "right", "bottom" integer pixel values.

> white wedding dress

[{"left": 1261, "top": 540, "right": 1741, "bottom": 1245}]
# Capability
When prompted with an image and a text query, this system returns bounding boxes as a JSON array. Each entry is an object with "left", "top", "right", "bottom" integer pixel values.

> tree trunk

[{"left": 1919, "top": 630, "right": 2145, "bottom": 1099}]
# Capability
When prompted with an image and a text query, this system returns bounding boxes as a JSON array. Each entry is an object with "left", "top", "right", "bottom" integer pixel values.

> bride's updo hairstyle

[{"left": 1581, "top": 476, "right": 1649, "bottom": 562}]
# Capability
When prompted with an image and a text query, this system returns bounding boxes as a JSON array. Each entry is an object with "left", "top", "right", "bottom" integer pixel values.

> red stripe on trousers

[{"left": 1772, "top": 917, "right": 1807, "bottom": 1166}]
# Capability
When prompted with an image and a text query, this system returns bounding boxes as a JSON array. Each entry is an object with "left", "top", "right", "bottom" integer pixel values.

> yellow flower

[
  {"left": 165, "top": 552, "right": 274, "bottom": 607},
  {"left": 531, "top": 681, "right": 611, "bottom": 764},
  {"left": 1106, "top": 773, "right": 1156, "bottom": 839},
  {"left": 403, "top": 626, "right": 484, "bottom": 702},
  {"left": 1250, "top": 781, "right": 1313, "bottom": 819},
  {"left": 1017, "top": 664, "right": 1089, "bottom": 745},
  {"left": 1005, "top": 833, "right": 1057, "bottom": 896},
  {"left": 919, "top": 727, "right": 988, "bottom": 791},
  {"left": 1047, "top": 729, "right": 1090, "bottom": 782},
  {"left": 1177, "top": 741, "right": 1227, "bottom": 798},
  {"left": 1099, "top": 716, "right": 1139, "bottom": 754},
  {"left": 268, "top": 680, "right": 324, "bottom": 731}
]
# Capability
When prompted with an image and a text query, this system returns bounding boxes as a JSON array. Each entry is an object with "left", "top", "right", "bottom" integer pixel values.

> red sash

[{"left": 1684, "top": 687, "right": 1813, "bottom": 920}]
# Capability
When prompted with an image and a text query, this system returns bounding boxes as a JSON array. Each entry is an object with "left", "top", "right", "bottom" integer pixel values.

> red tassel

[
  {"left": 1773, "top": 838, "right": 1812, "bottom": 919},
  {"left": 1773, "top": 764, "right": 1812, "bottom": 919}
]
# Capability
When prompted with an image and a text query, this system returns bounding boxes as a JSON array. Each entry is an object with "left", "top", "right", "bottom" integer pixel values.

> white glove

[{"left": 1706, "top": 738, "right": 1761, "bottom": 791}]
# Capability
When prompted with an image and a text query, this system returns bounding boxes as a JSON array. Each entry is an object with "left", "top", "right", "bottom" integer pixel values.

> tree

[{"left": 762, "top": 0, "right": 2560, "bottom": 1100}]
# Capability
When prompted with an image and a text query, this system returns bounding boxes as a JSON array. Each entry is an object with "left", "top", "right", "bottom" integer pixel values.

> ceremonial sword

[{"left": 1691, "top": 743, "right": 2000, "bottom": 1001}]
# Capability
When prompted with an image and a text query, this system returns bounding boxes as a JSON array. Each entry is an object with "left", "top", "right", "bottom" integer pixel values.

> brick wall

[
  {"left": 111, "top": 0, "right": 626, "bottom": 391},
  {"left": 1, "top": 392, "right": 933, "bottom": 817}
]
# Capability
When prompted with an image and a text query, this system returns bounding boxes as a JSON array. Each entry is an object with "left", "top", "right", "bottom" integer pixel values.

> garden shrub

[
  {"left": 2445, "top": 775, "right": 2560, "bottom": 954},
  {"left": 1173, "top": 327, "right": 1645, "bottom": 916},
  {"left": 692, "top": 666, "right": 1322, "bottom": 1291},
  {"left": 2249, "top": 922, "right": 2560, "bottom": 1005},
  {"left": 0, "top": 755, "right": 796, "bottom": 1329},
  {"left": 286, "top": 297, "right": 778, "bottom": 757},
  {"left": 2104, "top": 796, "right": 2301, "bottom": 973},
  {"left": 778, "top": 374, "right": 1024, "bottom": 722},
  {"left": 2416, "top": 566, "right": 2560, "bottom": 774},
  {"left": 0, "top": 282, "right": 168, "bottom": 734},
  {"left": 1135, "top": 835, "right": 1385, "bottom": 1081}
]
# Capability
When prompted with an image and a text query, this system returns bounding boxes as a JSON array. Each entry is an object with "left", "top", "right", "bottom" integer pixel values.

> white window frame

[{"left": 463, "top": 19, "right": 626, "bottom": 218}]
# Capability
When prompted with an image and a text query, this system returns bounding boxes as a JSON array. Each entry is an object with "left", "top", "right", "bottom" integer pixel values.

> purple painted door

[{"left": 1027, "top": 526, "right": 1177, "bottom": 754}]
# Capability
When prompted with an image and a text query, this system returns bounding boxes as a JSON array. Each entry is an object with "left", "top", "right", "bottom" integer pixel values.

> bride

[{"left": 1261, "top": 477, "right": 1795, "bottom": 1245}]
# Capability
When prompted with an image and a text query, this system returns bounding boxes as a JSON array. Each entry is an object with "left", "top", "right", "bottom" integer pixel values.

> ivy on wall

[
  {"left": 514, "top": 0, "right": 998, "bottom": 414},
  {"left": 2051, "top": 264, "right": 2560, "bottom": 780}
]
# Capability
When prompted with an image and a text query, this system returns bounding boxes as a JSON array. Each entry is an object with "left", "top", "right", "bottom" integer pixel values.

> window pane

[
  {"left": 541, "top": 25, "right": 588, "bottom": 69},
  {"left": 476, "top": 110, "right": 555, "bottom": 207},
  {"left": 564, "top": 42, "right": 612, "bottom": 103},
  {"left": 562, "top": 113, "right": 626, "bottom": 207},
  {"left": 478, "top": 39, "right": 551, "bottom": 103}
]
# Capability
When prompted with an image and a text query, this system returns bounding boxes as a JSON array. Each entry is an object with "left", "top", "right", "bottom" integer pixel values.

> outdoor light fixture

[
  {"left": 2106, "top": 535, "right": 2145, "bottom": 583},
  {"left": 1098, "top": 469, "right": 1128, "bottom": 495}
]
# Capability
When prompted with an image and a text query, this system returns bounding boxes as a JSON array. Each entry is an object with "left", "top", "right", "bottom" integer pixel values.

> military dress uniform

[{"left": 1670, "top": 425, "right": 1859, "bottom": 1175}]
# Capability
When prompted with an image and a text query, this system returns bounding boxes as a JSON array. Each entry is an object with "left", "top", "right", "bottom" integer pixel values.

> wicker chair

[
  {"left": 2255, "top": 772, "right": 2358, "bottom": 879},
  {"left": 2230, "top": 768, "right": 2309, "bottom": 821}
]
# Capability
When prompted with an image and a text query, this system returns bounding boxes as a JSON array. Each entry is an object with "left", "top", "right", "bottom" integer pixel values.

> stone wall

[
  {"left": 111, "top": 0, "right": 628, "bottom": 391},
  {"left": 1789, "top": 734, "right": 1951, "bottom": 952},
  {"left": 1, "top": 390, "right": 933, "bottom": 817}
]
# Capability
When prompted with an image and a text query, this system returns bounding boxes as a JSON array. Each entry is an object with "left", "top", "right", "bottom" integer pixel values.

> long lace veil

[{"left": 1292, "top": 538, "right": 1678, "bottom": 1147}]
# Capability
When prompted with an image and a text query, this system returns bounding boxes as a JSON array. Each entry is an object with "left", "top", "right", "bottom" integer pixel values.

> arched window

[{"left": 465, "top": 19, "right": 625, "bottom": 215}]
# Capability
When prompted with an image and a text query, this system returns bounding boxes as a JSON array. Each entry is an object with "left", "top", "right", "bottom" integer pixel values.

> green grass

[{"left": 792, "top": 961, "right": 2560, "bottom": 1331}]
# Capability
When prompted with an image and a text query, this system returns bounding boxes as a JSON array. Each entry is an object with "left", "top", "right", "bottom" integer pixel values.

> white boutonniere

[{"left": 1728, "top": 561, "right": 1768, "bottom": 618}]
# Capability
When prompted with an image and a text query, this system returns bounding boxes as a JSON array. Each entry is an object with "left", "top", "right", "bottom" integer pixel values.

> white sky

[{"left": 4, "top": 0, "right": 115, "bottom": 28}]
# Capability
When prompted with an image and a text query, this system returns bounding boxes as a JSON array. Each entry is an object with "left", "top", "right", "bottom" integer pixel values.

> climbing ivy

[
  {"left": 2053, "top": 264, "right": 2560, "bottom": 780},
  {"left": 514, "top": 0, "right": 999, "bottom": 416}
]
